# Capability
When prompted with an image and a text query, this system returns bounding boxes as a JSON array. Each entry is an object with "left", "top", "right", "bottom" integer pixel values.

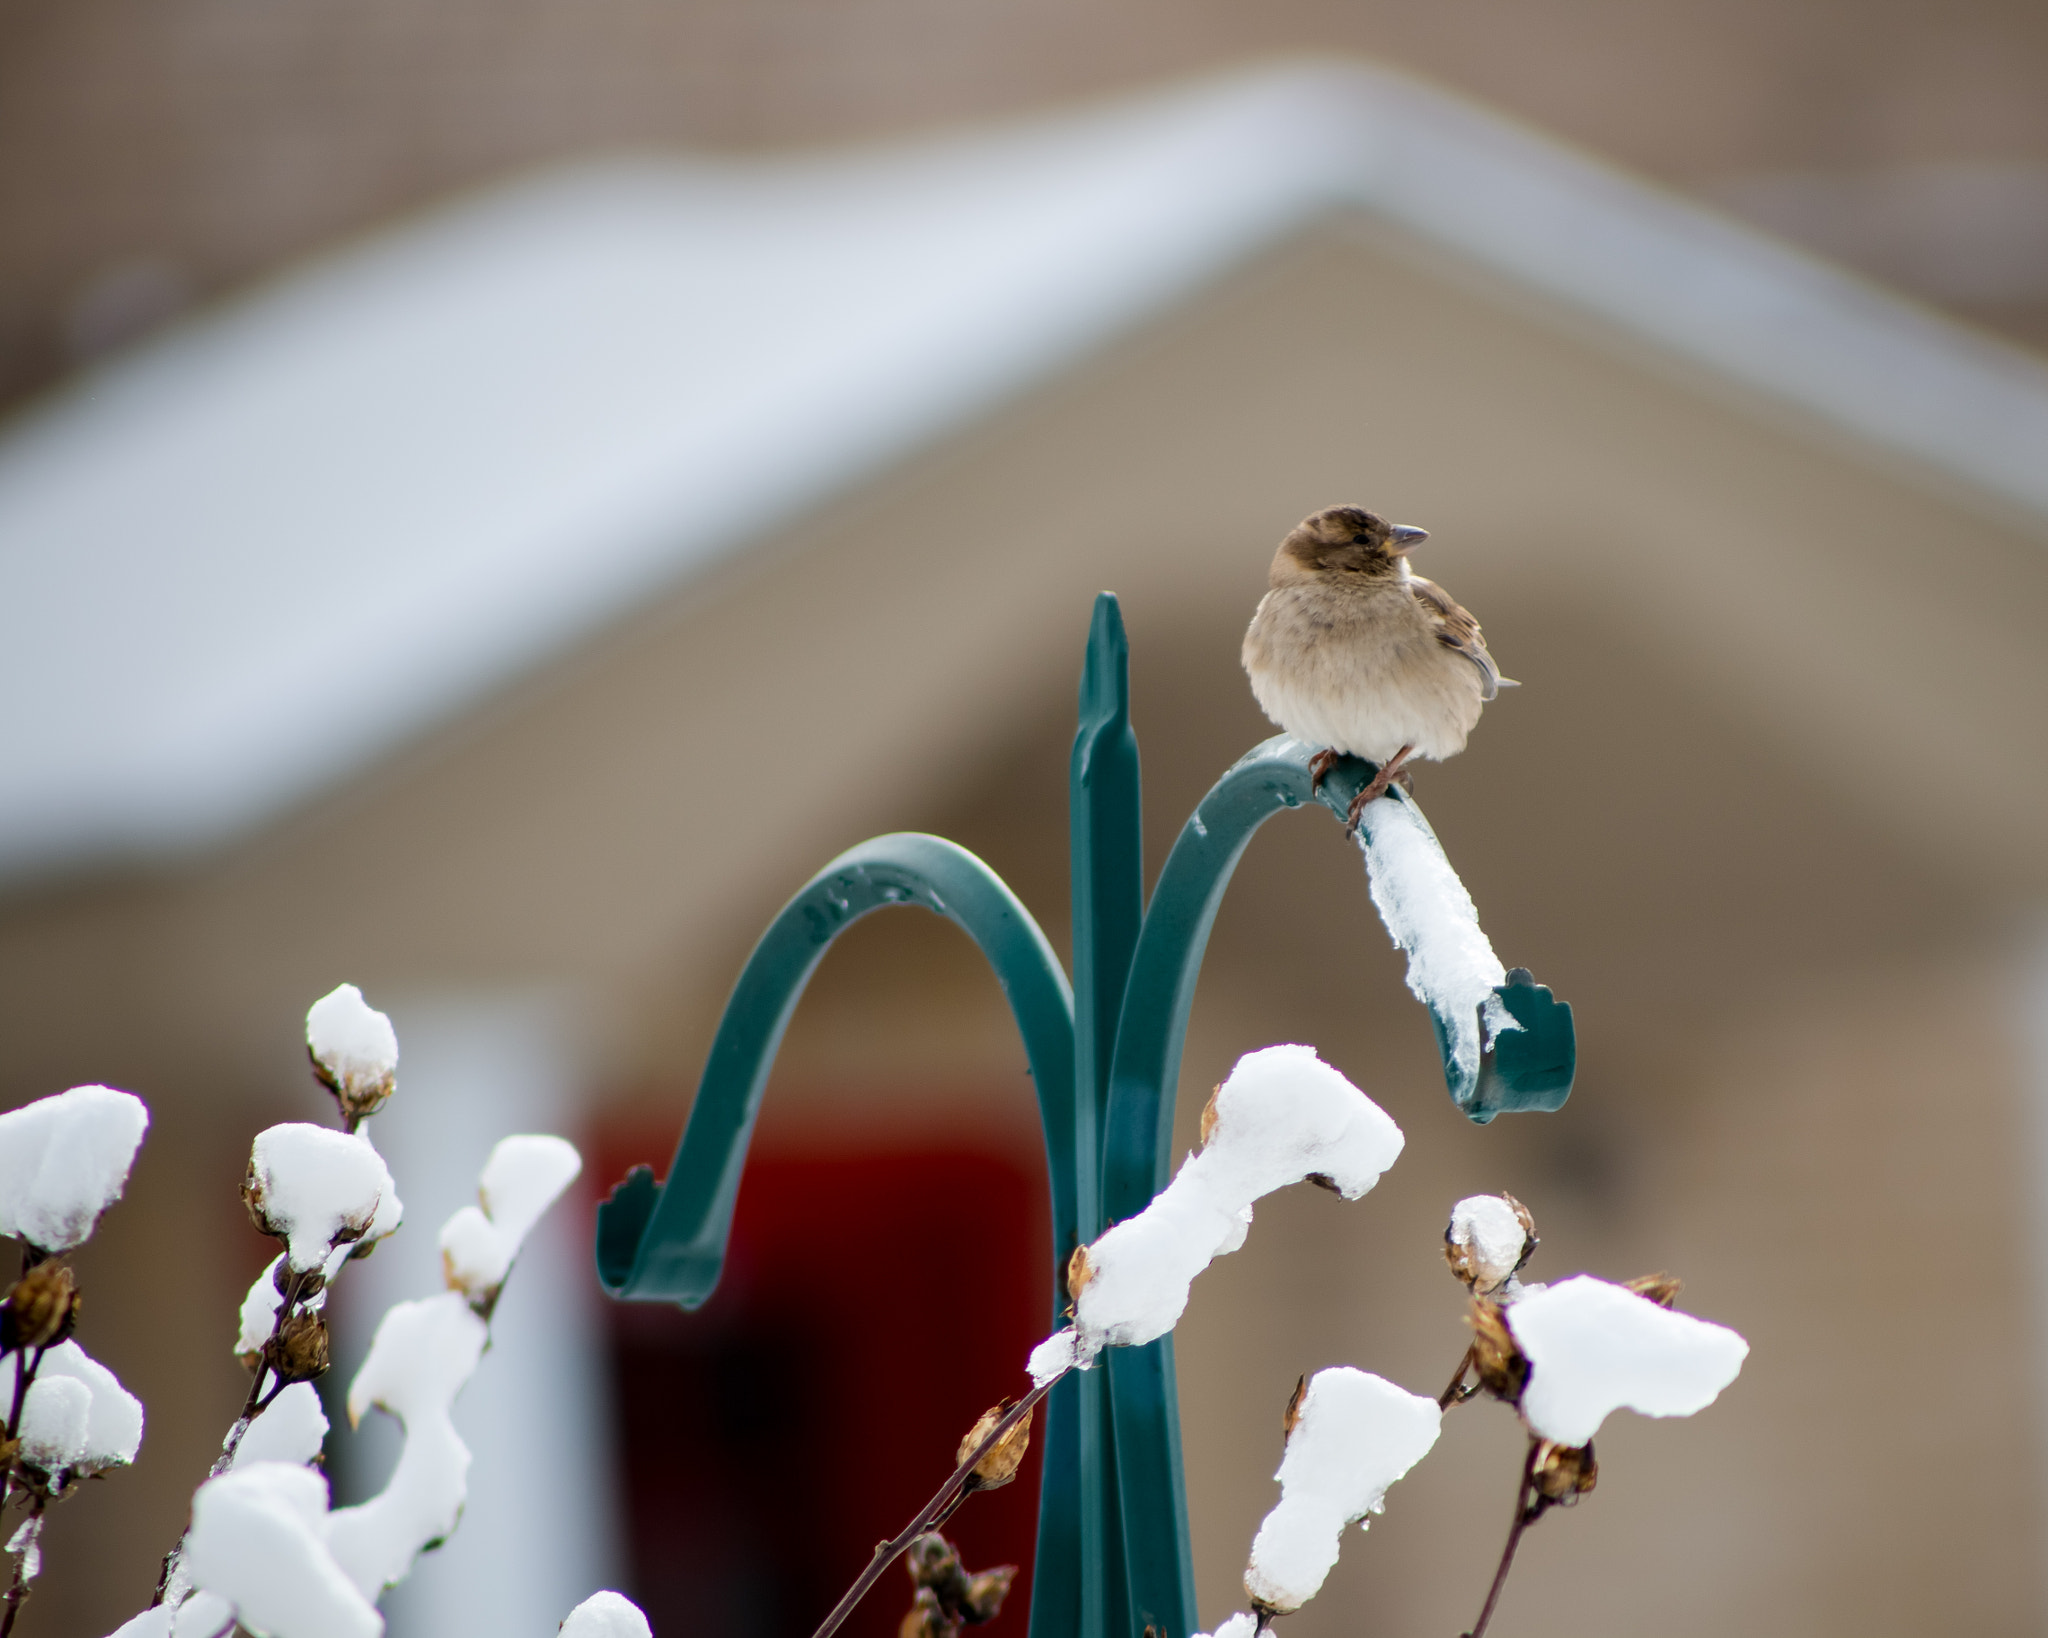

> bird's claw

[
  {"left": 1341, "top": 745, "right": 1415, "bottom": 834},
  {"left": 1307, "top": 748, "right": 1341, "bottom": 793}
]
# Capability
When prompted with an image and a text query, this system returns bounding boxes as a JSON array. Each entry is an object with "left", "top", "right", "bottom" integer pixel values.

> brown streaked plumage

[{"left": 1241, "top": 505, "right": 1513, "bottom": 826}]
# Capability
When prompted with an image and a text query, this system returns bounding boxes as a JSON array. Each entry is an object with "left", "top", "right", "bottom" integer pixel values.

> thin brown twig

[
  {"left": 806, "top": 1374, "right": 1055, "bottom": 1638},
  {"left": 1437, "top": 1344, "right": 1475, "bottom": 1410},
  {"left": 0, "top": 1495, "right": 45, "bottom": 1638},
  {"left": 153, "top": 1262, "right": 323, "bottom": 1603},
  {"left": 1463, "top": 1438, "right": 1546, "bottom": 1638}
]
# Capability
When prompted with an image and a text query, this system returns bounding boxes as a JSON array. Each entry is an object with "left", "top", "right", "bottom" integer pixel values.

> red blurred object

[{"left": 600, "top": 1125, "right": 1051, "bottom": 1638}]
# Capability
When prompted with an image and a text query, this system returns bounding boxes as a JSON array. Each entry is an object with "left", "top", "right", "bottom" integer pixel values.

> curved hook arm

[
  {"left": 595, "top": 833, "right": 1077, "bottom": 1307},
  {"left": 1098, "top": 736, "right": 1575, "bottom": 1638}
]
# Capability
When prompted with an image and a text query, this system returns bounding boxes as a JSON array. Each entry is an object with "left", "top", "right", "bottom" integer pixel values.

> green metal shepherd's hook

[{"left": 595, "top": 593, "right": 1574, "bottom": 1638}]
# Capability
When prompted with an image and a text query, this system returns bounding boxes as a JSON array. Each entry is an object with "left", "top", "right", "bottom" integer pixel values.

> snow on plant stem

[
  {"left": 230, "top": 1384, "right": 328, "bottom": 1471},
  {"left": 1445, "top": 1194, "right": 1535, "bottom": 1298},
  {"left": 1243, "top": 1368, "right": 1441, "bottom": 1614},
  {"left": 244, "top": 1125, "right": 397, "bottom": 1273},
  {"left": 322, "top": 1292, "right": 486, "bottom": 1597},
  {"left": 438, "top": 1135, "right": 581, "bottom": 1309},
  {"left": 1352, "top": 794, "right": 1513, "bottom": 1082},
  {"left": 26, "top": 1342, "right": 145, "bottom": 1476},
  {"left": 130, "top": 1128, "right": 581, "bottom": 1637},
  {"left": 0, "top": 1084, "right": 148, "bottom": 1252},
  {"left": 15, "top": 1376, "right": 92, "bottom": 1473},
  {"left": 559, "top": 1591, "right": 654, "bottom": 1637},
  {"left": 1033, "top": 1045, "right": 1402, "bottom": 1382},
  {"left": 1506, "top": 1275, "right": 1748, "bottom": 1446},
  {"left": 305, "top": 985, "right": 399, "bottom": 1125},
  {"left": 184, "top": 1464, "right": 381, "bottom": 1638},
  {"left": 325, "top": 1133, "right": 581, "bottom": 1597}
]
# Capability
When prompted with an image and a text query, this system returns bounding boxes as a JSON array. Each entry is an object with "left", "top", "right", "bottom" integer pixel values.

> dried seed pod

[
  {"left": 1532, "top": 1439, "right": 1598, "bottom": 1503},
  {"left": 243, "top": 1160, "right": 285, "bottom": 1240},
  {"left": 1065, "top": 1245, "right": 1095, "bottom": 1304},
  {"left": 305, "top": 984, "right": 400, "bottom": 1125},
  {"left": 962, "top": 1566, "right": 1017, "bottom": 1625},
  {"left": 1444, "top": 1193, "right": 1538, "bottom": 1295},
  {"left": 901, "top": 1587, "right": 949, "bottom": 1638},
  {"left": 1199, "top": 1084, "right": 1223, "bottom": 1149},
  {"left": 269, "top": 1309, "right": 331, "bottom": 1383},
  {"left": 1624, "top": 1272, "right": 1684, "bottom": 1308},
  {"left": 1282, "top": 1374, "right": 1307, "bottom": 1438},
  {"left": 2, "top": 1260, "right": 78, "bottom": 1352},
  {"left": 1466, "top": 1298, "right": 1528, "bottom": 1403},
  {"left": 958, "top": 1399, "right": 1033, "bottom": 1492},
  {"left": 269, "top": 1260, "right": 327, "bottom": 1301},
  {"left": 907, "top": 1533, "right": 962, "bottom": 1589}
]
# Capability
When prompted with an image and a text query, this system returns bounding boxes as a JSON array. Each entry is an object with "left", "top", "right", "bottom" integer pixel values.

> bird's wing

[{"left": 1408, "top": 575, "right": 1509, "bottom": 701}]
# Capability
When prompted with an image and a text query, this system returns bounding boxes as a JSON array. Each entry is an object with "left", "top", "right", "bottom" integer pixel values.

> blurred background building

[{"left": 2, "top": 8, "right": 2047, "bottom": 1638}]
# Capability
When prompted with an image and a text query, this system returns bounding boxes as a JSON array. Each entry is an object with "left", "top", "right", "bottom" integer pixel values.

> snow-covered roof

[{"left": 3, "top": 60, "right": 2047, "bottom": 884}]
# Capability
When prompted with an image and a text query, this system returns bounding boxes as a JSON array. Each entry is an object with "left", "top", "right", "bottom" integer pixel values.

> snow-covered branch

[
  {"left": 1, "top": 1085, "right": 149, "bottom": 1637},
  {"left": 106, "top": 986, "right": 647, "bottom": 1638},
  {"left": 1031, "top": 1043, "right": 1402, "bottom": 1385}
]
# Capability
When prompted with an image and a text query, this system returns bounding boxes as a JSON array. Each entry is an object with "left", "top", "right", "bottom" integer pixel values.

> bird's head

[{"left": 1274, "top": 506, "right": 1428, "bottom": 580}]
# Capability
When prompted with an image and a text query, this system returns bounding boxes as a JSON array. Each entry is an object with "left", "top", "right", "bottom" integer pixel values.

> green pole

[{"left": 595, "top": 597, "right": 1575, "bottom": 1638}]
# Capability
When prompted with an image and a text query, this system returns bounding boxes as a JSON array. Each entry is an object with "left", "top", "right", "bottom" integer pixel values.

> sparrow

[{"left": 1241, "top": 505, "right": 1512, "bottom": 828}]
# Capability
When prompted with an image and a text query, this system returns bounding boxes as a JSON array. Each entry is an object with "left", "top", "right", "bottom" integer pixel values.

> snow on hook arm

[
  {"left": 1031, "top": 1045, "right": 1402, "bottom": 1382},
  {"left": 1506, "top": 1275, "right": 1749, "bottom": 1447},
  {"left": 1243, "top": 1368, "right": 1441, "bottom": 1614},
  {"left": 1352, "top": 792, "right": 1512, "bottom": 1083},
  {"left": 0, "top": 1084, "right": 148, "bottom": 1251}
]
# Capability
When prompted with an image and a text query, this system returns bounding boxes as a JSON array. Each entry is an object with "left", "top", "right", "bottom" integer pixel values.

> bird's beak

[{"left": 1390, "top": 525, "right": 1429, "bottom": 553}]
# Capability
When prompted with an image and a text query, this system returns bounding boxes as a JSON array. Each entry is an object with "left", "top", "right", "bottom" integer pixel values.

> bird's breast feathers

[{"left": 1242, "top": 581, "right": 1491, "bottom": 764}]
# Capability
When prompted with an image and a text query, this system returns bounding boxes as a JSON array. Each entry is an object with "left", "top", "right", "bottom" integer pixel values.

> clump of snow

[
  {"left": 325, "top": 1291, "right": 489, "bottom": 1597},
  {"left": 0, "top": 1085, "right": 149, "bottom": 1251},
  {"left": 1353, "top": 798, "right": 1510, "bottom": 1081},
  {"left": 355, "top": 1149, "right": 404, "bottom": 1255},
  {"left": 245, "top": 1126, "right": 396, "bottom": 1273},
  {"left": 185, "top": 1462, "right": 382, "bottom": 1638},
  {"left": 173, "top": 1592, "right": 235, "bottom": 1638},
  {"left": 438, "top": 1135, "right": 581, "bottom": 1309},
  {"left": 1065, "top": 1046, "right": 1401, "bottom": 1360},
  {"left": 1028, "top": 1329, "right": 1082, "bottom": 1389},
  {"left": 1192, "top": 1615, "right": 1260, "bottom": 1638},
  {"left": 1507, "top": 1275, "right": 1749, "bottom": 1446},
  {"left": 481, "top": 1135, "right": 582, "bottom": 1246},
  {"left": 1243, "top": 1368, "right": 1440, "bottom": 1613},
  {"left": 33, "top": 1340, "right": 145, "bottom": 1472},
  {"left": 238, "top": 1258, "right": 289, "bottom": 1358},
  {"left": 1446, "top": 1194, "right": 1531, "bottom": 1296},
  {"left": 16, "top": 1374, "right": 91, "bottom": 1472},
  {"left": 437, "top": 1207, "right": 510, "bottom": 1299},
  {"left": 232, "top": 1383, "right": 329, "bottom": 1470},
  {"left": 7, "top": 1513, "right": 45, "bottom": 1585},
  {"left": 107, "top": 1592, "right": 238, "bottom": 1638},
  {"left": 559, "top": 1591, "right": 654, "bottom": 1638},
  {"left": 305, "top": 986, "right": 399, "bottom": 1116}
]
